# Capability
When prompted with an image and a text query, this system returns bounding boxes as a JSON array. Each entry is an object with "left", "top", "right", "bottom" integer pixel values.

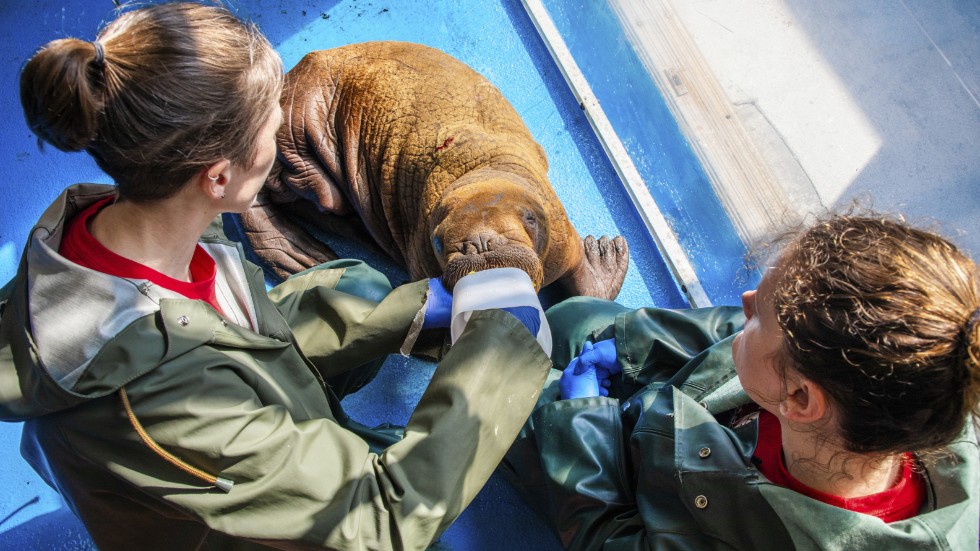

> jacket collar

[
  {"left": 0, "top": 184, "right": 286, "bottom": 420},
  {"left": 669, "top": 385, "right": 979, "bottom": 549}
]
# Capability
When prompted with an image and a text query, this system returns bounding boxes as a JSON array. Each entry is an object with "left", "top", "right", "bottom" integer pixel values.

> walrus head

[{"left": 430, "top": 172, "right": 550, "bottom": 291}]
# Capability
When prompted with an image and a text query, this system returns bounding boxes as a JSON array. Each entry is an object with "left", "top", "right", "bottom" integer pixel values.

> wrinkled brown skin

[{"left": 241, "top": 41, "right": 629, "bottom": 299}]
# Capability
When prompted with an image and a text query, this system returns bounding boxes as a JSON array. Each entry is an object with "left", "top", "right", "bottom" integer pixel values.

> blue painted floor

[{"left": 0, "top": 1, "right": 749, "bottom": 549}]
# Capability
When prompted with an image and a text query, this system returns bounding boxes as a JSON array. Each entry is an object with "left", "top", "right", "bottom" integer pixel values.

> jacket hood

[{"left": 0, "top": 184, "right": 263, "bottom": 421}]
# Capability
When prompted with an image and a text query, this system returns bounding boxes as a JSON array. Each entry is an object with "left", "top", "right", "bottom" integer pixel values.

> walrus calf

[{"left": 241, "top": 41, "right": 629, "bottom": 299}]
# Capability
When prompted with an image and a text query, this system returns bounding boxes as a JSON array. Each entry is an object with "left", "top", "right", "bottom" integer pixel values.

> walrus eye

[
  {"left": 433, "top": 235, "right": 444, "bottom": 256},
  {"left": 523, "top": 212, "right": 539, "bottom": 241},
  {"left": 523, "top": 210, "right": 545, "bottom": 252},
  {"left": 524, "top": 211, "right": 537, "bottom": 228}
]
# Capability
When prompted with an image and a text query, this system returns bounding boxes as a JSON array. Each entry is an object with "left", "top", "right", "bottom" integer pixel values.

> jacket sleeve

[
  {"left": 522, "top": 306, "right": 748, "bottom": 550},
  {"left": 530, "top": 396, "right": 730, "bottom": 551},
  {"left": 614, "top": 306, "right": 744, "bottom": 386},
  {"left": 545, "top": 299, "right": 743, "bottom": 385},
  {"left": 79, "top": 309, "right": 551, "bottom": 550},
  {"left": 528, "top": 396, "right": 636, "bottom": 548},
  {"left": 265, "top": 264, "right": 429, "bottom": 379}
]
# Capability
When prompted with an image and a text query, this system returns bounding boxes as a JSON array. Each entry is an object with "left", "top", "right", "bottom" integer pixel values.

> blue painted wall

[{"left": 542, "top": 0, "right": 757, "bottom": 305}]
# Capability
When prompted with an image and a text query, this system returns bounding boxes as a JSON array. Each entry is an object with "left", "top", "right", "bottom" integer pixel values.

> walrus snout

[
  {"left": 461, "top": 232, "right": 508, "bottom": 254},
  {"left": 441, "top": 243, "right": 544, "bottom": 291}
]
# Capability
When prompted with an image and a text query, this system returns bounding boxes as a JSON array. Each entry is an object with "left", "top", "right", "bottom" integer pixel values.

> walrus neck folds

[{"left": 437, "top": 168, "right": 536, "bottom": 200}]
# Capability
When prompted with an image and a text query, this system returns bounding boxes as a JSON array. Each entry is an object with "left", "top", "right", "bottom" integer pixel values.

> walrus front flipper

[
  {"left": 560, "top": 235, "right": 630, "bottom": 300},
  {"left": 239, "top": 191, "right": 338, "bottom": 281}
]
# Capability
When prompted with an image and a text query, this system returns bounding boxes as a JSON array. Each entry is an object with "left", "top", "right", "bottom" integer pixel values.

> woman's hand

[{"left": 559, "top": 339, "right": 621, "bottom": 399}]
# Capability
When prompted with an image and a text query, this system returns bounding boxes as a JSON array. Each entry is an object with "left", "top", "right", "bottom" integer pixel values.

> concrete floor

[{"left": 611, "top": 0, "right": 980, "bottom": 257}]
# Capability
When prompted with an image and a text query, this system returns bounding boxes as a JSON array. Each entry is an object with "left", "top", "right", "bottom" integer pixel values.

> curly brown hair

[
  {"left": 20, "top": 2, "right": 283, "bottom": 201},
  {"left": 769, "top": 214, "right": 980, "bottom": 454}
]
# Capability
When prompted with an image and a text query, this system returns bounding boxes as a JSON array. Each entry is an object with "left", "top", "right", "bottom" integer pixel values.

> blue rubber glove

[
  {"left": 559, "top": 339, "right": 620, "bottom": 399},
  {"left": 422, "top": 277, "right": 453, "bottom": 329},
  {"left": 501, "top": 306, "right": 541, "bottom": 337}
]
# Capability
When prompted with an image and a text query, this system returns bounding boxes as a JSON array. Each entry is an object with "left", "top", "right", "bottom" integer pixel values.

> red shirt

[
  {"left": 752, "top": 409, "right": 926, "bottom": 522},
  {"left": 59, "top": 196, "right": 223, "bottom": 312}
]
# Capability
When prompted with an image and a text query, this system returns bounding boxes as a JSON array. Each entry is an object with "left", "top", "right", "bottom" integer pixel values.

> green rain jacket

[
  {"left": 504, "top": 297, "right": 980, "bottom": 550},
  {"left": 0, "top": 184, "right": 552, "bottom": 550}
]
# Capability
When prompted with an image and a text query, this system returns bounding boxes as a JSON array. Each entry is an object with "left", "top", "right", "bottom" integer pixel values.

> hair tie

[
  {"left": 90, "top": 40, "right": 105, "bottom": 69},
  {"left": 968, "top": 307, "right": 980, "bottom": 335}
]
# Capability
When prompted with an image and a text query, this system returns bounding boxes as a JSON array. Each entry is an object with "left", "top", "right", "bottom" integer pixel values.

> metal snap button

[
  {"left": 177, "top": 315, "right": 190, "bottom": 326},
  {"left": 698, "top": 447, "right": 711, "bottom": 458},
  {"left": 694, "top": 495, "right": 708, "bottom": 509}
]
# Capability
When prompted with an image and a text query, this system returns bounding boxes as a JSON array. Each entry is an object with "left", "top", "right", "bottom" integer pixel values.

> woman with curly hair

[{"left": 505, "top": 213, "right": 979, "bottom": 550}]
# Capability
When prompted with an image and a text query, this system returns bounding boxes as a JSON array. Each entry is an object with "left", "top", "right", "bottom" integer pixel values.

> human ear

[
  {"left": 778, "top": 377, "right": 828, "bottom": 424},
  {"left": 199, "top": 159, "right": 231, "bottom": 199}
]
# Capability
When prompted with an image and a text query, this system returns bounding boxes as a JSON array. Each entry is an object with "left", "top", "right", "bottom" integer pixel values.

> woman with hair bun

[
  {"left": 505, "top": 213, "right": 980, "bottom": 550},
  {"left": 0, "top": 3, "right": 552, "bottom": 550}
]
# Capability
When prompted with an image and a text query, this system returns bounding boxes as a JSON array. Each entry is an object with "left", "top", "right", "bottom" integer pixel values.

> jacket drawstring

[{"left": 119, "top": 387, "right": 234, "bottom": 492}]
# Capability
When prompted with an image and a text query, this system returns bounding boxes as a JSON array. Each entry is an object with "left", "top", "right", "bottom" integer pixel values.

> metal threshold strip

[{"left": 520, "top": 0, "right": 711, "bottom": 307}]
